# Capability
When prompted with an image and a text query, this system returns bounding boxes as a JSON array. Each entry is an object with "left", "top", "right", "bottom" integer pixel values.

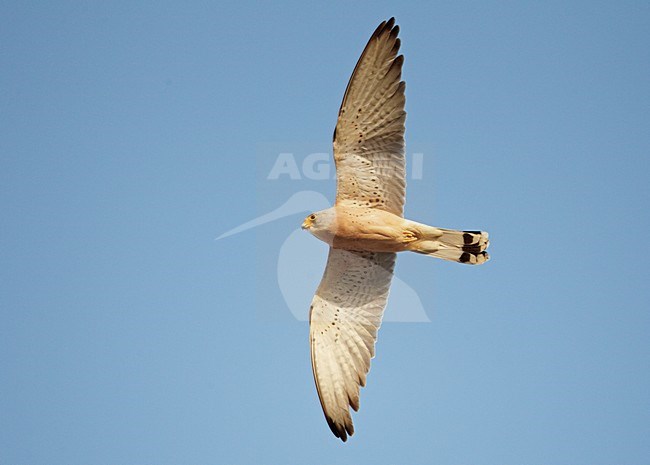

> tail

[{"left": 408, "top": 227, "right": 490, "bottom": 265}]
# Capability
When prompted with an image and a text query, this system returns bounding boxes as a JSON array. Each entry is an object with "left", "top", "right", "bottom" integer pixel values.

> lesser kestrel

[{"left": 302, "top": 18, "right": 490, "bottom": 441}]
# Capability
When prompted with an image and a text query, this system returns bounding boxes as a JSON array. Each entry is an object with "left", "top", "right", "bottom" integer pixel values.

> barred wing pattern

[
  {"left": 309, "top": 249, "right": 395, "bottom": 441},
  {"left": 333, "top": 18, "right": 406, "bottom": 217},
  {"left": 310, "top": 17, "right": 407, "bottom": 442}
]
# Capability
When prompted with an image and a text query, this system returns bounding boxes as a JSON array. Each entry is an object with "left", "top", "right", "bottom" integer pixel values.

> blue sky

[{"left": 1, "top": 1, "right": 649, "bottom": 464}]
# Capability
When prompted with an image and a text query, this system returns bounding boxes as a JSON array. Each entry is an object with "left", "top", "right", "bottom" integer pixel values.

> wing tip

[
  {"left": 371, "top": 17, "right": 399, "bottom": 43},
  {"left": 326, "top": 415, "right": 354, "bottom": 443},
  {"left": 392, "top": 37, "right": 401, "bottom": 54},
  {"left": 394, "top": 54, "right": 405, "bottom": 68}
]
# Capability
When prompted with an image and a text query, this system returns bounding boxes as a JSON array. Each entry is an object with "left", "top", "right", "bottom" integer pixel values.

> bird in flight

[{"left": 302, "top": 18, "right": 490, "bottom": 441}]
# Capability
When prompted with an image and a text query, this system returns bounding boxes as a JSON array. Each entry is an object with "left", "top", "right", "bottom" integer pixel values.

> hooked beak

[{"left": 301, "top": 218, "right": 312, "bottom": 230}]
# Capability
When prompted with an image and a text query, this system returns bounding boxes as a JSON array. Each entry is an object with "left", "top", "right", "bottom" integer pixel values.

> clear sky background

[{"left": 2, "top": 1, "right": 649, "bottom": 464}]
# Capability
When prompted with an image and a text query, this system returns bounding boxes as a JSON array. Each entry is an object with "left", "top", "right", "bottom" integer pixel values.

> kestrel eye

[{"left": 310, "top": 215, "right": 316, "bottom": 220}]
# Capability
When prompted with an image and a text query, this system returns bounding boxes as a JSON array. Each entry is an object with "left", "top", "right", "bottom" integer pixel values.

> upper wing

[
  {"left": 333, "top": 18, "right": 407, "bottom": 217},
  {"left": 309, "top": 248, "right": 395, "bottom": 441}
]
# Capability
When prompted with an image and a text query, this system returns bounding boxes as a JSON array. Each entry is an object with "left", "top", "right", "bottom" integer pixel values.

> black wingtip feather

[
  {"left": 392, "top": 37, "right": 401, "bottom": 54},
  {"left": 326, "top": 416, "right": 352, "bottom": 442},
  {"left": 372, "top": 20, "right": 387, "bottom": 38},
  {"left": 375, "top": 18, "right": 398, "bottom": 42},
  {"left": 393, "top": 54, "right": 405, "bottom": 68}
]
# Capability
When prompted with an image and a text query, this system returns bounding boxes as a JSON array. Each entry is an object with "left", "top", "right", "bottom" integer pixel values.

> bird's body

[
  {"left": 303, "top": 18, "right": 490, "bottom": 441},
  {"left": 304, "top": 205, "right": 408, "bottom": 252},
  {"left": 304, "top": 205, "right": 489, "bottom": 262}
]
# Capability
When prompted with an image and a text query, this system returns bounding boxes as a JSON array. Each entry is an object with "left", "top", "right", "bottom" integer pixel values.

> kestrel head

[
  {"left": 301, "top": 213, "right": 318, "bottom": 230},
  {"left": 301, "top": 209, "right": 337, "bottom": 241}
]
